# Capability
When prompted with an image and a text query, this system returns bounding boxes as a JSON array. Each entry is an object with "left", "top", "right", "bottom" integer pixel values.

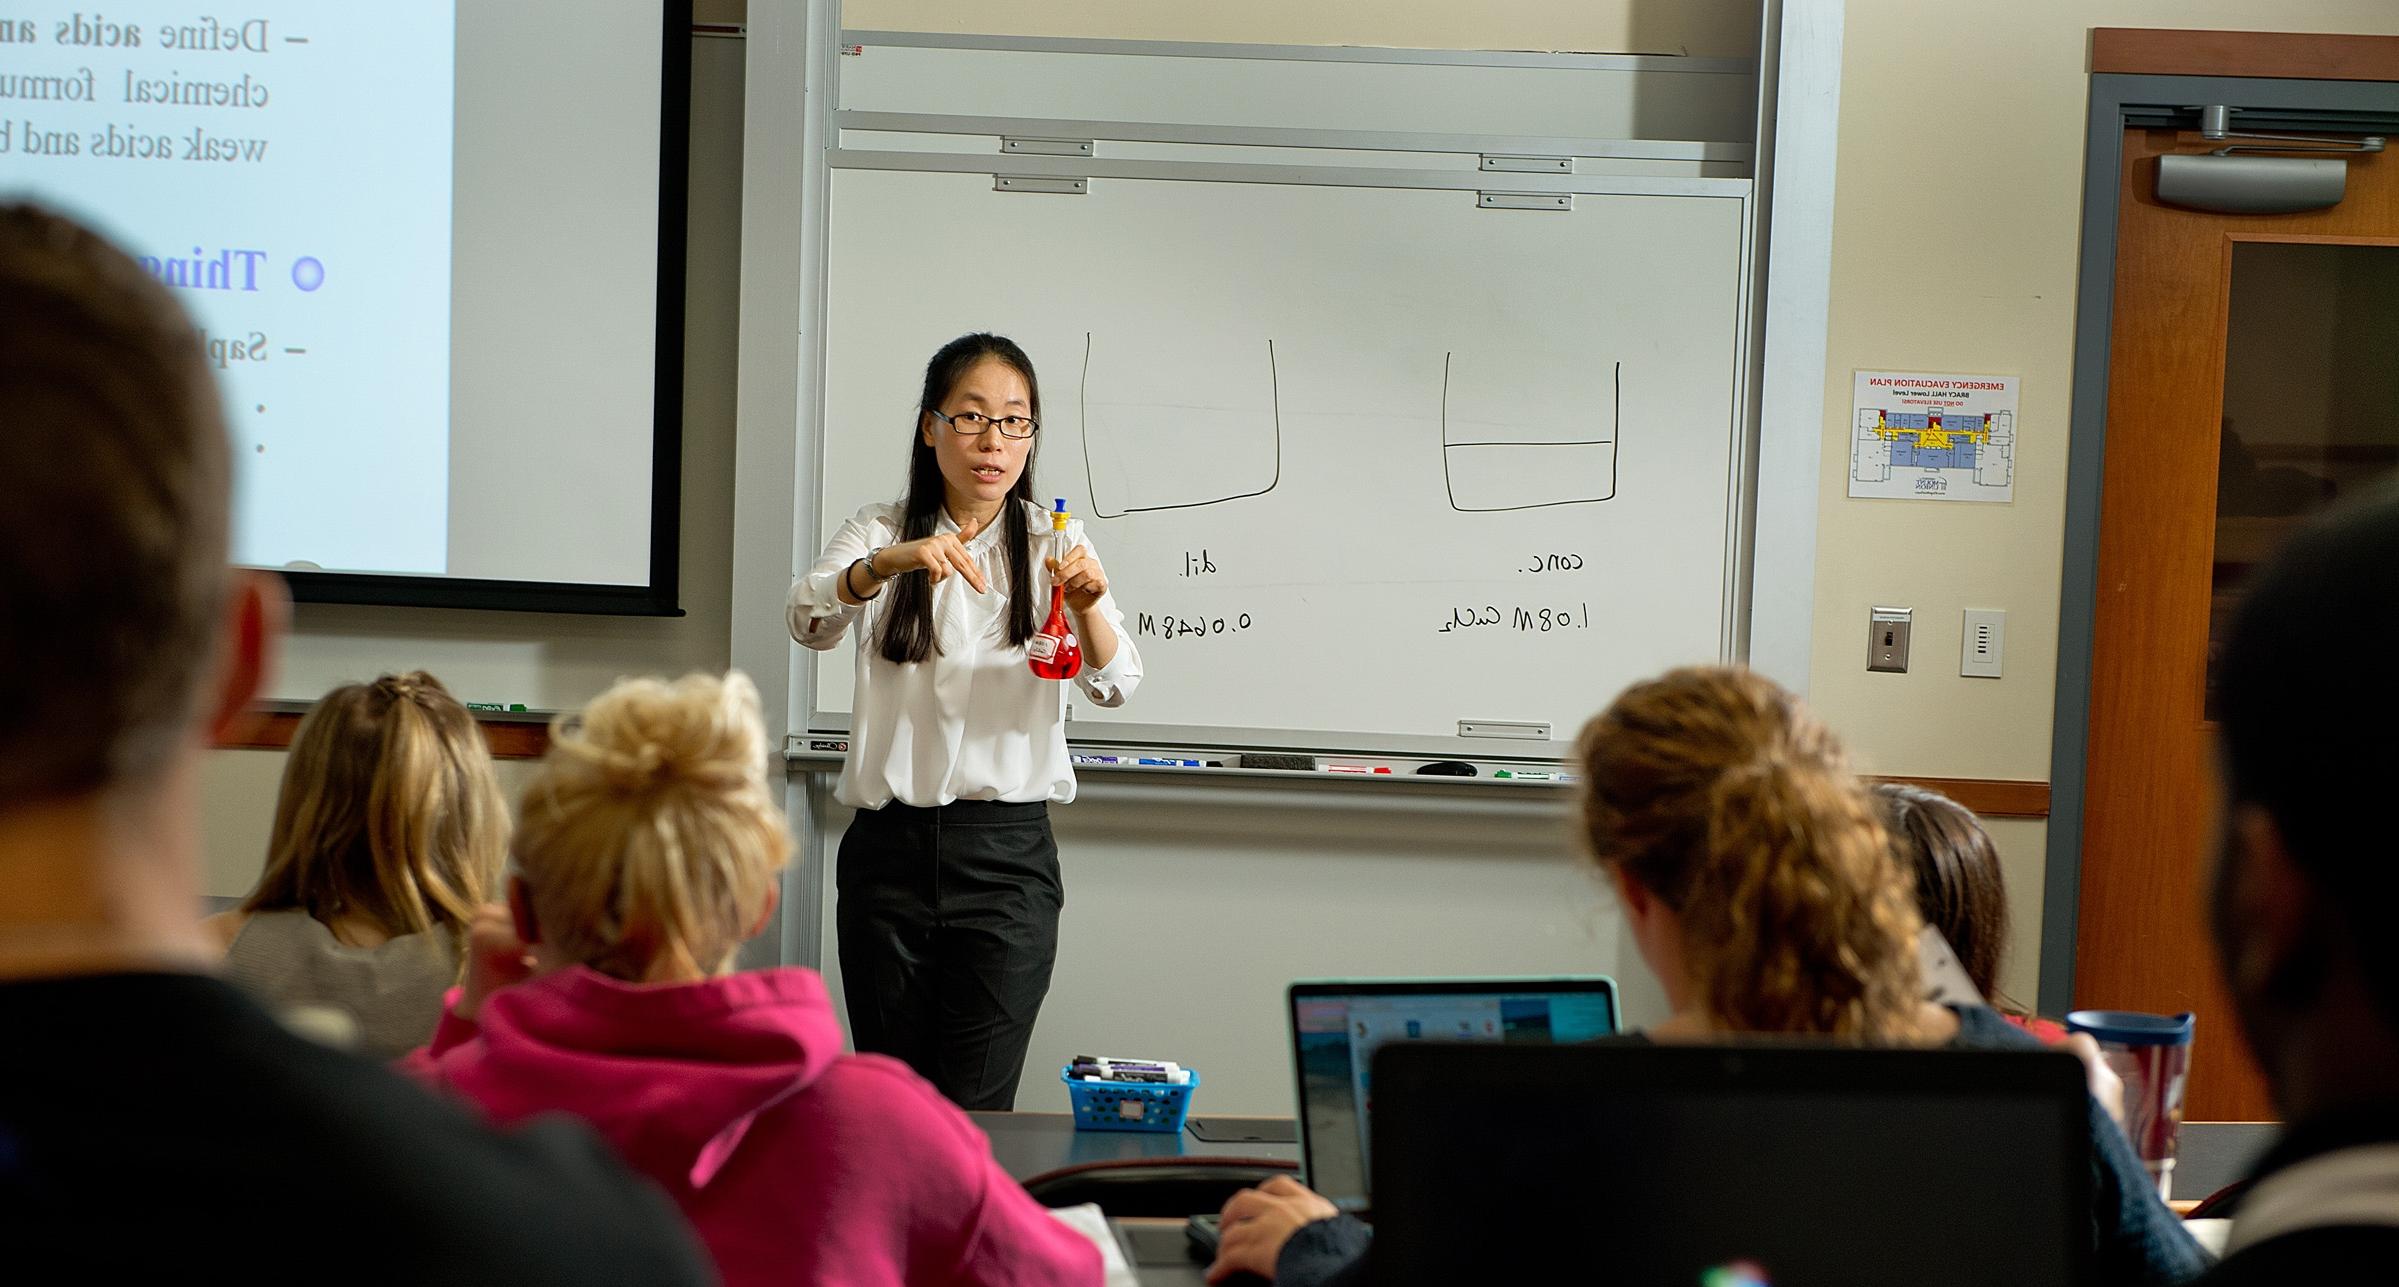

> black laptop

[
  {"left": 1368, "top": 1042, "right": 2094, "bottom": 1287},
  {"left": 1289, "top": 976, "right": 1620, "bottom": 1214},
  {"left": 1186, "top": 977, "right": 1618, "bottom": 1261}
]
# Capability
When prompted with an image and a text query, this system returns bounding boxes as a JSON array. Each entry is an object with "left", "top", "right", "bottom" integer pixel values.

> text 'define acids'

[{"left": 37, "top": 15, "right": 277, "bottom": 53}]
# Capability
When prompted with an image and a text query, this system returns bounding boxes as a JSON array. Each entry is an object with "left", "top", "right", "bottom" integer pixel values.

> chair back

[{"left": 1021, "top": 1157, "right": 1300, "bottom": 1217}]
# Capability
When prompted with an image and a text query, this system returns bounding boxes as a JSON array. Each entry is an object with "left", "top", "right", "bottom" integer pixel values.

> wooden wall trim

[
  {"left": 2092, "top": 28, "right": 2399, "bottom": 82},
  {"left": 1865, "top": 776, "right": 2051, "bottom": 820},
  {"left": 218, "top": 711, "right": 554, "bottom": 760},
  {"left": 213, "top": 714, "right": 2053, "bottom": 817}
]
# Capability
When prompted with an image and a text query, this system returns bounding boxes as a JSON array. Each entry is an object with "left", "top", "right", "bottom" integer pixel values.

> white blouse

[{"left": 789, "top": 500, "right": 1143, "bottom": 809}]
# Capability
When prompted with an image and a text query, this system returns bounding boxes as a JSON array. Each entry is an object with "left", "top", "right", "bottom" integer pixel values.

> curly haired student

[{"left": 1210, "top": 668, "right": 2206, "bottom": 1287}]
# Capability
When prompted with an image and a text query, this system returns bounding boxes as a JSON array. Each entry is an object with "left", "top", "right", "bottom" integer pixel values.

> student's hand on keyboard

[{"left": 1206, "top": 1176, "right": 1339, "bottom": 1283}]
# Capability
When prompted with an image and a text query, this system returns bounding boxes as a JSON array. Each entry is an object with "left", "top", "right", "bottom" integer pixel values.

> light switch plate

[
  {"left": 1869, "top": 607, "right": 1912, "bottom": 673},
  {"left": 1961, "top": 609, "right": 2006, "bottom": 678}
]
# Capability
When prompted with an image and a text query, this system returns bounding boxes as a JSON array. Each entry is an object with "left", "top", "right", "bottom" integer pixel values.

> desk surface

[{"left": 971, "top": 1111, "right": 1303, "bottom": 1183}]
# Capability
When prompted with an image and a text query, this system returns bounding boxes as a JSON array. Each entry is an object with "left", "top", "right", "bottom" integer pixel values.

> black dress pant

[{"left": 835, "top": 798, "right": 1061, "bottom": 1111}]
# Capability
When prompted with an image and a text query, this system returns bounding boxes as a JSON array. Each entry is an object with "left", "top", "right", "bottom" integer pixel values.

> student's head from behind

[
  {"left": 2211, "top": 482, "right": 2399, "bottom": 1116},
  {"left": 1876, "top": 782, "right": 2009, "bottom": 1004},
  {"left": 242, "top": 672, "right": 506, "bottom": 945},
  {"left": 0, "top": 204, "right": 279, "bottom": 822},
  {"left": 881, "top": 333, "right": 1043, "bottom": 665},
  {"left": 511, "top": 671, "right": 790, "bottom": 983},
  {"left": 1575, "top": 667, "right": 1928, "bottom": 1040}
]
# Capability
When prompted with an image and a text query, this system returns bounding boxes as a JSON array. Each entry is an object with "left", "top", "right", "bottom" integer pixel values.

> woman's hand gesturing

[{"left": 877, "top": 516, "right": 990, "bottom": 593}]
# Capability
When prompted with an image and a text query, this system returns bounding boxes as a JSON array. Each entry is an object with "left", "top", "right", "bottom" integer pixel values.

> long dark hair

[
  {"left": 1875, "top": 782, "right": 2012, "bottom": 1006},
  {"left": 877, "top": 333, "right": 1042, "bottom": 665}
]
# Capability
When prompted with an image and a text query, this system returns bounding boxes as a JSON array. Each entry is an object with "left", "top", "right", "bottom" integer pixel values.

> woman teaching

[{"left": 789, "top": 333, "right": 1142, "bottom": 1110}]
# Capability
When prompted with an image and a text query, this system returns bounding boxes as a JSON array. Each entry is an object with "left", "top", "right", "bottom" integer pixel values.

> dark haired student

[
  {"left": 790, "top": 333, "right": 1142, "bottom": 1111},
  {"left": 0, "top": 203, "right": 708, "bottom": 1283},
  {"left": 2191, "top": 482, "right": 2399, "bottom": 1283}
]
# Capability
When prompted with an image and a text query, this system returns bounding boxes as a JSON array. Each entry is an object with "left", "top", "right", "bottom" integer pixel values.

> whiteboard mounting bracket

[
  {"left": 1479, "top": 154, "right": 1572, "bottom": 173},
  {"left": 1001, "top": 136, "right": 1096, "bottom": 157},
  {"left": 1477, "top": 191, "right": 1572, "bottom": 212},
  {"left": 1458, "top": 720, "right": 1553, "bottom": 740},
  {"left": 994, "top": 174, "right": 1089, "bottom": 195}
]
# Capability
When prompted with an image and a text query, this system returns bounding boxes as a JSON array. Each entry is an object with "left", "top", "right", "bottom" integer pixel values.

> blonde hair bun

[
  {"left": 516, "top": 670, "right": 791, "bottom": 984},
  {"left": 551, "top": 672, "right": 770, "bottom": 797}
]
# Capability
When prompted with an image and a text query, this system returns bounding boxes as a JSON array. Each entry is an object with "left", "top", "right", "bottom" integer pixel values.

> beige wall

[
  {"left": 838, "top": 0, "right": 1760, "bottom": 58},
  {"left": 1813, "top": 2, "right": 2399, "bottom": 1003}
]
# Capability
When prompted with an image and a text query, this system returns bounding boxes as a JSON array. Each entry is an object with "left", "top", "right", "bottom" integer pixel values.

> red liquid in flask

[
  {"left": 1029, "top": 498, "right": 1082, "bottom": 680},
  {"left": 1028, "top": 583, "right": 1083, "bottom": 680}
]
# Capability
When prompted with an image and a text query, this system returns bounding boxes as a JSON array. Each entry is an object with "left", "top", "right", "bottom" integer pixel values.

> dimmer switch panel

[{"left": 1962, "top": 609, "right": 2006, "bottom": 678}]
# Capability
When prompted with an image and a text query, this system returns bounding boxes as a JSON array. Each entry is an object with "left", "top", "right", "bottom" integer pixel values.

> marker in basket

[
  {"left": 1068, "top": 1055, "right": 1190, "bottom": 1084},
  {"left": 1063, "top": 1059, "right": 1202, "bottom": 1133}
]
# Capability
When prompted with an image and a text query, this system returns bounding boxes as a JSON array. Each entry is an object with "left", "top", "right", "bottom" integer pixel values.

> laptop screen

[
  {"left": 1368, "top": 1043, "right": 2093, "bottom": 1287},
  {"left": 1287, "top": 978, "right": 1618, "bottom": 1212}
]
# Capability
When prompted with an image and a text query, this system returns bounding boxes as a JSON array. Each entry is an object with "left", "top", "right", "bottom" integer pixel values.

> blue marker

[{"left": 1137, "top": 757, "right": 1204, "bottom": 767}]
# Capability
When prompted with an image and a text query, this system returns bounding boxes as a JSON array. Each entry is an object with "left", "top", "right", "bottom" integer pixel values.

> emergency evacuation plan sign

[{"left": 1849, "top": 370, "right": 2018, "bottom": 503}]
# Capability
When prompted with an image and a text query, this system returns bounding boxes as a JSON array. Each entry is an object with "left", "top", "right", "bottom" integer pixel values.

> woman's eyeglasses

[{"left": 929, "top": 408, "right": 1039, "bottom": 439}]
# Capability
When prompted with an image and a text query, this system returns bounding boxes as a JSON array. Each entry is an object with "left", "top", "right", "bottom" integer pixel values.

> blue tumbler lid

[{"left": 2065, "top": 1010, "right": 2195, "bottom": 1046}]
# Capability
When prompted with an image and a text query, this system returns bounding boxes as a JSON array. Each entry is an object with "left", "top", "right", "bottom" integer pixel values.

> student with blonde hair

[
  {"left": 1210, "top": 667, "right": 2205, "bottom": 1287},
  {"left": 206, "top": 671, "right": 507, "bottom": 1057},
  {"left": 407, "top": 670, "right": 1099, "bottom": 1287}
]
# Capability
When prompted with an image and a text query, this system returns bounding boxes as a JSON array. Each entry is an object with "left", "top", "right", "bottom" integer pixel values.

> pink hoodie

[{"left": 406, "top": 966, "right": 1100, "bottom": 1287}]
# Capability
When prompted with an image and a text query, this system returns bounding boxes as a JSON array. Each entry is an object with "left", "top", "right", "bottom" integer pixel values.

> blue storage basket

[{"left": 1062, "top": 1066, "right": 1200, "bottom": 1133}]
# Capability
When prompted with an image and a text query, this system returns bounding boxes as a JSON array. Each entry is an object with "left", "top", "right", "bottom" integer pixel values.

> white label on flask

[{"left": 1028, "top": 634, "right": 1059, "bottom": 661}]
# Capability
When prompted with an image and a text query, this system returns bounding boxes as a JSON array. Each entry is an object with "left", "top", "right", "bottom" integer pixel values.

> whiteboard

[{"left": 812, "top": 168, "right": 1749, "bottom": 756}]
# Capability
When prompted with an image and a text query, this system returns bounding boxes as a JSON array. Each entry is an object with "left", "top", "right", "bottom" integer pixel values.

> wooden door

[{"left": 2082, "top": 102, "right": 2399, "bottom": 1121}]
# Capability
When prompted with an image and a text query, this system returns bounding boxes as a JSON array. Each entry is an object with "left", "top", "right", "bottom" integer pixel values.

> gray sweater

[{"left": 222, "top": 910, "right": 459, "bottom": 1058}]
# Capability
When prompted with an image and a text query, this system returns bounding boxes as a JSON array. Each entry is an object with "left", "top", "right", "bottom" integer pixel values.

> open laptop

[
  {"left": 1286, "top": 977, "right": 1620, "bottom": 1213},
  {"left": 1186, "top": 976, "right": 1618, "bottom": 1261},
  {"left": 1369, "top": 1042, "right": 2095, "bottom": 1287}
]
